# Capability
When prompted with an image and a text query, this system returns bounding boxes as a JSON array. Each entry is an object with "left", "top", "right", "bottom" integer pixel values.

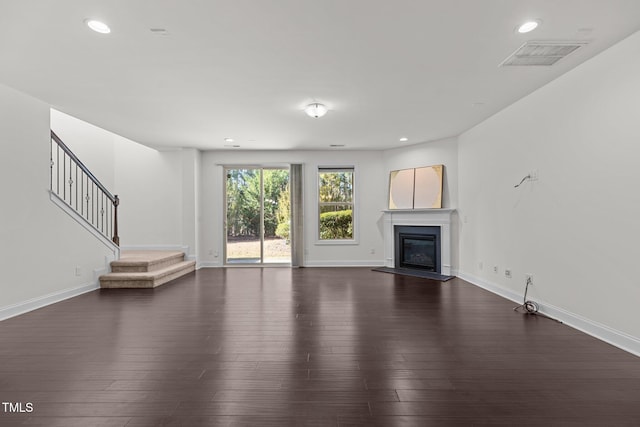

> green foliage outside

[
  {"left": 275, "top": 184, "right": 290, "bottom": 241},
  {"left": 226, "top": 169, "right": 259, "bottom": 237},
  {"left": 226, "top": 169, "right": 290, "bottom": 238},
  {"left": 318, "top": 170, "right": 354, "bottom": 240},
  {"left": 263, "top": 169, "right": 289, "bottom": 237},
  {"left": 226, "top": 168, "right": 353, "bottom": 241},
  {"left": 319, "top": 209, "right": 353, "bottom": 239},
  {"left": 275, "top": 222, "right": 290, "bottom": 241},
  {"left": 319, "top": 171, "right": 353, "bottom": 203}
]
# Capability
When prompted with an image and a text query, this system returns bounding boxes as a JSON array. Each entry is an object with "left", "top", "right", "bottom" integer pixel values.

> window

[{"left": 318, "top": 167, "right": 354, "bottom": 241}]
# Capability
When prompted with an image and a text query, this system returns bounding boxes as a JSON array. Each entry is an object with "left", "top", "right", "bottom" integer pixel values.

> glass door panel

[
  {"left": 225, "top": 167, "right": 291, "bottom": 265},
  {"left": 263, "top": 168, "right": 290, "bottom": 263},
  {"left": 225, "top": 168, "right": 261, "bottom": 264}
]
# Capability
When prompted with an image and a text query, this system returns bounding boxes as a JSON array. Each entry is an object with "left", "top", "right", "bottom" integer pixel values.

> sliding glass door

[{"left": 224, "top": 167, "right": 291, "bottom": 264}]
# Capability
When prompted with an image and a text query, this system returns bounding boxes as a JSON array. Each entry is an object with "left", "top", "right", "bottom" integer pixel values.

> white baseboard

[
  {"left": 456, "top": 271, "right": 522, "bottom": 302},
  {"left": 457, "top": 271, "right": 640, "bottom": 357},
  {"left": 197, "top": 262, "right": 292, "bottom": 269},
  {"left": 197, "top": 261, "right": 222, "bottom": 269},
  {"left": 303, "top": 260, "right": 386, "bottom": 268},
  {"left": 196, "top": 260, "right": 385, "bottom": 269},
  {"left": 0, "top": 281, "right": 99, "bottom": 322}
]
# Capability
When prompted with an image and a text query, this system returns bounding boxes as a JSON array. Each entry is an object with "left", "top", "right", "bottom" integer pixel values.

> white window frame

[{"left": 315, "top": 165, "right": 358, "bottom": 245}]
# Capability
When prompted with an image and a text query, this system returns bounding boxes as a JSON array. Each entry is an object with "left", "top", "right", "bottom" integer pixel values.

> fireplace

[
  {"left": 394, "top": 226, "right": 441, "bottom": 273},
  {"left": 383, "top": 208, "right": 454, "bottom": 275}
]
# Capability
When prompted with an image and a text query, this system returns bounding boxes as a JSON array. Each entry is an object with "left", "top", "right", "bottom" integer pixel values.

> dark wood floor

[{"left": 1, "top": 268, "right": 638, "bottom": 426}]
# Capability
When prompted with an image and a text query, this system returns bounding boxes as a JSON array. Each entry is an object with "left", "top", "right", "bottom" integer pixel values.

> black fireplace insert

[{"left": 394, "top": 226, "right": 441, "bottom": 273}]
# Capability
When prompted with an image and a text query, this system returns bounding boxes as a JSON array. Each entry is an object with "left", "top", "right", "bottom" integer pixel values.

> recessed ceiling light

[
  {"left": 224, "top": 138, "right": 234, "bottom": 143},
  {"left": 517, "top": 20, "right": 540, "bottom": 34},
  {"left": 224, "top": 144, "right": 240, "bottom": 148},
  {"left": 329, "top": 144, "right": 345, "bottom": 148},
  {"left": 85, "top": 19, "right": 111, "bottom": 34},
  {"left": 399, "top": 137, "right": 409, "bottom": 142}
]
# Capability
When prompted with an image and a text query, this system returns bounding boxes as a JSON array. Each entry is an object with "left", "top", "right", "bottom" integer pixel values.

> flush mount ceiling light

[
  {"left": 304, "top": 103, "right": 328, "bottom": 118},
  {"left": 399, "top": 137, "right": 409, "bottom": 142},
  {"left": 85, "top": 19, "right": 111, "bottom": 34},
  {"left": 224, "top": 137, "right": 234, "bottom": 143},
  {"left": 517, "top": 20, "right": 541, "bottom": 34}
]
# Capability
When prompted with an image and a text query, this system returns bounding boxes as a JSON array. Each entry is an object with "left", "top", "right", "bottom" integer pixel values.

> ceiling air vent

[{"left": 500, "top": 41, "right": 589, "bottom": 67}]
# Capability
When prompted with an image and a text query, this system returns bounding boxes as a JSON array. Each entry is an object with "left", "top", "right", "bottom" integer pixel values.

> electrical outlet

[
  {"left": 478, "top": 261, "right": 483, "bottom": 270},
  {"left": 505, "top": 269, "right": 512, "bottom": 278},
  {"left": 530, "top": 169, "right": 539, "bottom": 181},
  {"left": 493, "top": 265, "right": 498, "bottom": 274},
  {"left": 525, "top": 274, "right": 533, "bottom": 286},
  {"left": 75, "top": 267, "right": 82, "bottom": 277},
  {"left": 370, "top": 248, "right": 375, "bottom": 254}
]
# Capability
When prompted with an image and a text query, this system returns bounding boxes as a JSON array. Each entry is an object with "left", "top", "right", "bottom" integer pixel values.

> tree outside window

[{"left": 318, "top": 168, "right": 354, "bottom": 240}]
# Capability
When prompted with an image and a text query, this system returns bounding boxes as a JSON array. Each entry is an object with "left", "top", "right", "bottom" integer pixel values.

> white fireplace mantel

[{"left": 383, "top": 209, "right": 455, "bottom": 275}]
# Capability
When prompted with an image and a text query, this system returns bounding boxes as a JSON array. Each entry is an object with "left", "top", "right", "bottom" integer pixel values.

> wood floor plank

[
  {"left": 20, "top": 417, "right": 130, "bottom": 427},
  {"left": 0, "top": 268, "right": 638, "bottom": 426}
]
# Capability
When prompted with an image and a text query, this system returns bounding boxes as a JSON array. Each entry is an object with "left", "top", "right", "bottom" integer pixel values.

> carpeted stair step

[
  {"left": 99, "top": 250, "right": 195, "bottom": 288},
  {"left": 110, "top": 250, "right": 186, "bottom": 273},
  {"left": 100, "top": 260, "right": 195, "bottom": 288}
]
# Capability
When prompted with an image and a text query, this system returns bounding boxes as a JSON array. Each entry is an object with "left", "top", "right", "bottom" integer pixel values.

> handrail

[
  {"left": 50, "top": 130, "right": 120, "bottom": 245},
  {"left": 50, "top": 131, "right": 116, "bottom": 203}
]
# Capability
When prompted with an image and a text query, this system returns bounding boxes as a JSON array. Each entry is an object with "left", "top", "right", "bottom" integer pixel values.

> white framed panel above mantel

[{"left": 382, "top": 208, "right": 455, "bottom": 276}]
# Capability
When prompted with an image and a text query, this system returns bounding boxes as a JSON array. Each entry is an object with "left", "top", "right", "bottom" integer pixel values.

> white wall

[
  {"left": 383, "top": 137, "right": 459, "bottom": 209},
  {"left": 382, "top": 137, "right": 460, "bottom": 271},
  {"left": 457, "top": 31, "right": 640, "bottom": 352},
  {"left": 51, "top": 109, "right": 115, "bottom": 190},
  {"left": 181, "top": 148, "right": 201, "bottom": 261},
  {"left": 49, "top": 112, "right": 451, "bottom": 269},
  {"left": 0, "top": 84, "right": 116, "bottom": 319},
  {"left": 51, "top": 110, "right": 199, "bottom": 258},
  {"left": 112, "top": 139, "right": 183, "bottom": 249},
  {"left": 200, "top": 150, "right": 387, "bottom": 267}
]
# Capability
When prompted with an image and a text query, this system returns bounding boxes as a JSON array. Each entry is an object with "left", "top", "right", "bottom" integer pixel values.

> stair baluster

[{"left": 50, "top": 130, "right": 120, "bottom": 245}]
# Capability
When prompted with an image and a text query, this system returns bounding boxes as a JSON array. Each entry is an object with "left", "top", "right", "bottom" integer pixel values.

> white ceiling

[{"left": 2, "top": 0, "right": 640, "bottom": 151}]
